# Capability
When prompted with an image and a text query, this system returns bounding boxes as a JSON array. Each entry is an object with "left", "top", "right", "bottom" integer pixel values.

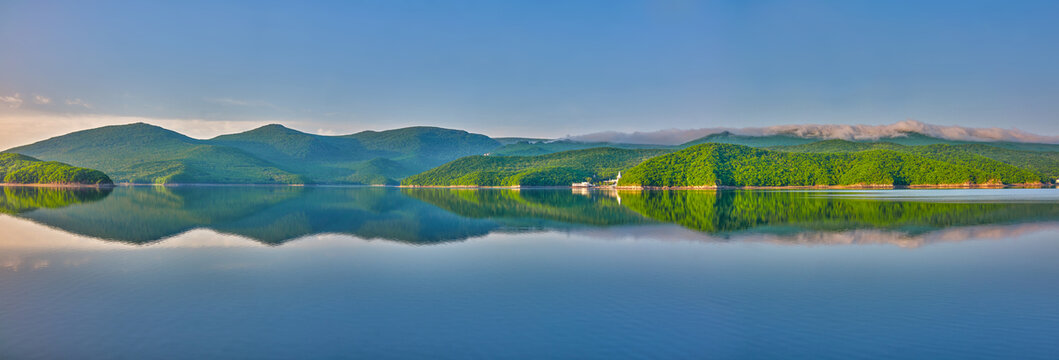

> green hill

[
  {"left": 402, "top": 147, "right": 670, "bottom": 186},
  {"left": 0, "top": 153, "right": 113, "bottom": 185},
  {"left": 343, "top": 126, "right": 502, "bottom": 170},
  {"left": 772, "top": 140, "right": 1059, "bottom": 181},
  {"left": 7, "top": 123, "right": 501, "bottom": 185},
  {"left": 212, "top": 125, "right": 501, "bottom": 183},
  {"left": 7, "top": 123, "right": 303, "bottom": 184},
  {"left": 618, "top": 143, "right": 1041, "bottom": 187}
]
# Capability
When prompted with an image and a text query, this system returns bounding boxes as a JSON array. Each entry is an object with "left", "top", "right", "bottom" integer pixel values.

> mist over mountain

[{"left": 569, "top": 120, "right": 1059, "bottom": 146}]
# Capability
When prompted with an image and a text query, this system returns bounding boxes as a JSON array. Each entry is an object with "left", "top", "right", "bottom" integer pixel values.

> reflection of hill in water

[
  {"left": 7, "top": 187, "right": 499, "bottom": 244},
  {"left": 0, "top": 187, "right": 112, "bottom": 214},
  {"left": 403, "top": 189, "right": 652, "bottom": 230},
  {"left": 2, "top": 186, "right": 1059, "bottom": 246}
]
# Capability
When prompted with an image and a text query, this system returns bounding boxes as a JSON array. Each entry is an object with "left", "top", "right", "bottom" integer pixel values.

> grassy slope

[
  {"left": 618, "top": 143, "right": 1041, "bottom": 187},
  {"left": 402, "top": 147, "right": 670, "bottom": 186},
  {"left": 0, "top": 153, "right": 112, "bottom": 185}
]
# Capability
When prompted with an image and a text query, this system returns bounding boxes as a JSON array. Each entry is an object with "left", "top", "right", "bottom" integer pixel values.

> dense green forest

[
  {"left": 0, "top": 153, "right": 113, "bottom": 185},
  {"left": 7, "top": 123, "right": 498, "bottom": 185},
  {"left": 617, "top": 143, "right": 1041, "bottom": 187},
  {"left": 402, "top": 147, "right": 669, "bottom": 186},
  {"left": 771, "top": 140, "right": 1059, "bottom": 181}
]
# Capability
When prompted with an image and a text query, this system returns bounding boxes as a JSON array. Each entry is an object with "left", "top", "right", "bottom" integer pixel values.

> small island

[{"left": 0, "top": 153, "right": 113, "bottom": 186}]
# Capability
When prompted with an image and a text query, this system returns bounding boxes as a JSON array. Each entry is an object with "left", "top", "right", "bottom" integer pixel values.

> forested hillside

[
  {"left": 402, "top": 148, "right": 669, "bottom": 186},
  {"left": 0, "top": 153, "right": 113, "bottom": 185},
  {"left": 617, "top": 143, "right": 1041, "bottom": 187},
  {"left": 772, "top": 140, "right": 1059, "bottom": 181}
]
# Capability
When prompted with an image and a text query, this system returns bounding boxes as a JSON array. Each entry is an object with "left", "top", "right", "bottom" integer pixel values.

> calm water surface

[{"left": 1, "top": 186, "right": 1058, "bottom": 359}]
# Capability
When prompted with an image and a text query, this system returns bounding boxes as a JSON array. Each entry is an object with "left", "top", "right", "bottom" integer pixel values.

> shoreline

[
  {"left": 3, "top": 183, "right": 1053, "bottom": 190},
  {"left": 403, "top": 183, "right": 1054, "bottom": 190}
]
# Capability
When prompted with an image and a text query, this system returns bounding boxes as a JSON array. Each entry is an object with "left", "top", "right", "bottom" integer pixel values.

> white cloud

[
  {"left": 64, "top": 98, "right": 92, "bottom": 108},
  {"left": 32, "top": 95, "right": 52, "bottom": 105},
  {"left": 569, "top": 120, "right": 1059, "bottom": 145},
  {"left": 0, "top": 93, "right": 23, "bottom": 108}
]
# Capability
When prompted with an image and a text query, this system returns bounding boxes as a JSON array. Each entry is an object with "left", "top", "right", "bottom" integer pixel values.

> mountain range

[
  {"left": 3, "top": 122, "right": 1059, "bottom": 186},
  {"left": 6, "top": 123, "right": 499, "bottom": 184}
]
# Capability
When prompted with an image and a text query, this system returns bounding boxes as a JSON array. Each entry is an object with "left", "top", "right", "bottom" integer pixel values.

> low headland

[{"left": 0, "top": 153, "right": 113, "bottom": 187}]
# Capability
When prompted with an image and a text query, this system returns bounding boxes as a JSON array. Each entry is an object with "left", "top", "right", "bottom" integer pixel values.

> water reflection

[
  {"left": 1, "top": 186, "right": 1058, "bottom": 247},
  {"left": 0, "top": 186, "right": 112, "bottom": 214}
]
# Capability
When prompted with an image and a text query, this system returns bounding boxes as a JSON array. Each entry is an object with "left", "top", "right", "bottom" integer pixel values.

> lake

[{"left": 1, "top": 186, "right": 1058, "bottom": 359}]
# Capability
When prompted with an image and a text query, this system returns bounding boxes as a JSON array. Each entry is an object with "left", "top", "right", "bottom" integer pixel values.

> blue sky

[{"left": 1, "top": 0, "right": 1057, "bottom": 146}]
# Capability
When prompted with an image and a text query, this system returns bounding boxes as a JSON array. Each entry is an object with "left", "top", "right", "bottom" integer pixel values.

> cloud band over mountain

[{"left": 568, "top": 120, "right": 1059, "bottom": 145}]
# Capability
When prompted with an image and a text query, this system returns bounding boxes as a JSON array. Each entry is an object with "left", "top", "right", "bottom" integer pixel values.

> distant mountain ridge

[
  {"left": 680, "top": 130, "right": 1059, "bottom": 152},
  {"left": 6, "top": 123, "right": 499, "bottom": 185}
]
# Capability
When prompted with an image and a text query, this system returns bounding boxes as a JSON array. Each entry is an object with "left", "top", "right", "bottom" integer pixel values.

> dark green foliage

[
  {"left": 619, "top": 143, "right": 1041, "bottom": 187},
  {"left": 0, "top": 153, "right": 112, "bottom": 185},
  {"left": 7, "top": 123, "right": 501, "bottom": 185},
  {"left": 402, "top": 148, "right": 669, "bottom": 186}
]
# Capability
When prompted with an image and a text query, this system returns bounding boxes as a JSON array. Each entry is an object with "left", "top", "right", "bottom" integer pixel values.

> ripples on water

[{"left": 1, "top": 186, "right": 1057, "bottom": 359}]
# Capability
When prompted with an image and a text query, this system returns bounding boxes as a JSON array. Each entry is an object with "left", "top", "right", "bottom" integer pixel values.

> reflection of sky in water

[
  {"left": 803, "top": 188, "right": 1059, "bottom": 203},
  {"left": 1, "top": 216, "right": 1058, "bottom": 359}
]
